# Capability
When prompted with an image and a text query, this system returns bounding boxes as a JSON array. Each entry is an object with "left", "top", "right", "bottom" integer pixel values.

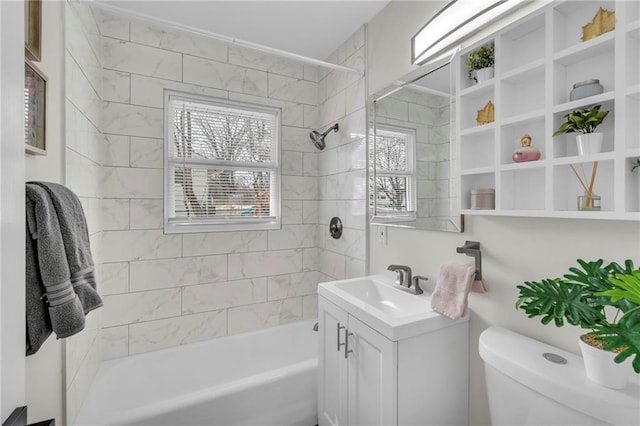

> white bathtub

[{"left": 75, "top": 320, "right": 318, "bottom": 426}]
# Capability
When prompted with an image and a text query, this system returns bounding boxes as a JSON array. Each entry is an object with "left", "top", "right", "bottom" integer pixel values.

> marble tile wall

[
  {"left": 100, "top": 13, "right": 323, "bottom": 358},
  {"left": 64, "top": 1, "right": 104, "bottom": 423},
  {"left": 316, "top": 27, "right": 368, "bottom": 284}
]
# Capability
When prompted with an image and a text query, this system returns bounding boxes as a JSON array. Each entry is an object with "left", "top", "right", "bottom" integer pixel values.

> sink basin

[
  {"left": 334, "top": 278, "right": 429, "bottom": 317},
  {"left": 318, "top": 275, "right": 467, "bottom": 341}
]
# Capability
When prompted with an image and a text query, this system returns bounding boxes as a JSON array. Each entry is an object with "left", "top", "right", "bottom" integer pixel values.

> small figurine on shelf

[
  {"left": 581, "top": 7, "right": 616, "bottom": 42},
  {"left": 476, "top": 100, "right": 495, "bottom": 125},
  {"left": 512, "top": 134, "right": 541, "bottom": 163}
]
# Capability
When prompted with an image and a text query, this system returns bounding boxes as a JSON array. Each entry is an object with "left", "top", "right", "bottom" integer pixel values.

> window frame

[
  {"left": 163, "top": 90, "right": 282, "bottom": 234},
  {"left": 370, "top": 123, "right": 417, "bottom": 223}
]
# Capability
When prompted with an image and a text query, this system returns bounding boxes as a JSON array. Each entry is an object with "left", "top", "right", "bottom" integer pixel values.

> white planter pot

[
  {"left": 578, "top": 336, "right": 633, "bottom": 389},
  {"left": 475, "top": 67, "right": 494, "bottom": 84},
  {"left": 576, "top": 133, "right": 604, "bottom": 155}
]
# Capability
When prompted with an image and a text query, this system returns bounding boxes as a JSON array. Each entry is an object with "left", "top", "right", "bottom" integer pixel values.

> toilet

[{"left": 479, "top": 326, "right": 640, "bottom": 426}]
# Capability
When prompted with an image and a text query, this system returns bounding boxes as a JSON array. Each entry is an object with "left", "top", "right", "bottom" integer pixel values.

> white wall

[
  {"left": 0, "top": 0, "right": 26, "bottom": 421},
  {"left": 367, "top": 2, "right": 640, "bottom": 424},
  {"left": 25, "top": 0, "right": 65, "bottom": 184},
  {"left": 367, "top": 0, "right": 447, "bottom": 96},
  {"left": 24, "top": 0, "right": 66, "bottom": 423}
]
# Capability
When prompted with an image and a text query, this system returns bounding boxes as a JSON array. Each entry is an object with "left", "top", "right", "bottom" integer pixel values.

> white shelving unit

[{"left": 456, "top": 0, "right": 640, "bottom": 220}]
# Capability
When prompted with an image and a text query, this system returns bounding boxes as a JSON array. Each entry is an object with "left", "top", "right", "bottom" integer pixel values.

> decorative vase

[
  {"left": 576, "top": 133, "right": 603, "bottom": 155},
  {"left": 578, "top": 335, "right": 632, "bottom": 389},
  {"left": 577, "top": 192, "right": 601, "bottom": 211},
  {"left": 475, "top": 67, "right": 494, "bottom": 84},
  {"left": 512, "top": 134, "right": 541, "bottom": 163}
]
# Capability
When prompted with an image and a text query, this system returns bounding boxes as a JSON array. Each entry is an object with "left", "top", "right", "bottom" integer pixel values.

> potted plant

[
  {"left": 553, "top": 104, "right": 609, "bottom": 156},
  {"left": 632, "top": 158, "right": 640, "bottom": 172},
  {"left": 466, "top": 42, "right": 494, "bottom": 84},
  {"left": 516, "top": 259, "right": 640, "bottom": 389}
]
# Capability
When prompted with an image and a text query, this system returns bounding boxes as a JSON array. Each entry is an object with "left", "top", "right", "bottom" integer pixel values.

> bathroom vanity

[{"left": 317, "top": 276, "right": 469, "bottom": 426}]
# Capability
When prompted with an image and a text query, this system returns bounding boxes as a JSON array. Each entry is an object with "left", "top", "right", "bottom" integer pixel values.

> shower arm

[{"left": 321, "top": 123, "right": 339, "bottom": 137}]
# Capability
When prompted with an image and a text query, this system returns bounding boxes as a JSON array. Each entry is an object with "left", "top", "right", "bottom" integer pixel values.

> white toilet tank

[{"left": 479, "top": 327, "right": 640, "bottom": 426}]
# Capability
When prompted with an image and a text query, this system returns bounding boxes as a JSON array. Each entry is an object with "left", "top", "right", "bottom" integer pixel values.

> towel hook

[{"left": 456, "top": 240, "right": 482, "bottom": 280}]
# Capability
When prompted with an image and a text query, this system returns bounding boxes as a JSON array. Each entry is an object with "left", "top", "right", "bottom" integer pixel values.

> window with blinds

[
  {"left": 164, "top": 91, "right": 281, "bottom": 233},
  {"left": 369, "top": 125, "right": 416, "bottom": 220}
]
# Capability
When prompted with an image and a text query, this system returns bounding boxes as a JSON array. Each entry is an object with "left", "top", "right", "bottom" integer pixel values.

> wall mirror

[{"left": 368, "top": 53, "right": 463, "bottom": 232}]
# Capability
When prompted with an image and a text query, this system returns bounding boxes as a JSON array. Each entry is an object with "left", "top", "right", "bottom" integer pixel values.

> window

[
  {"left": 164, "top": 91, "right": 281, "bottom": 233},
  {"left": 369, "top": 124, "right": 416, "bottom": 221}
]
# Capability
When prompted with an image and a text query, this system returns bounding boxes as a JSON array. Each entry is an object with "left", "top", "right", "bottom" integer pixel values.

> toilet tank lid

[{"left": 479, "top": 326, "right": 640, "bottom": 425}]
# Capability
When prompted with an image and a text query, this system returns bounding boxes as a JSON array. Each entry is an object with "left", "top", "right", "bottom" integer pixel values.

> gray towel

[
  {"left": 25, "top": 221, "right": 52, "bottom": 355},
  {"left": 30, "top": 182, "right": 103, "bottom": 314},
  {"left": 25, "top": 184, "right": 86, "bottom": 350}
]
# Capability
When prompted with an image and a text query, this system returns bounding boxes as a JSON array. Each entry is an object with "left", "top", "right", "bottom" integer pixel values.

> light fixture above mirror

[{"left": 411, "top": 0, "right": 528, "bottom": 65}]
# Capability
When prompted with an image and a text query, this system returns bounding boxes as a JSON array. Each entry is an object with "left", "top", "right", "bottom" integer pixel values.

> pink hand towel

[{"left": 431, "top": 263, "right": 486, "bottom": 320}]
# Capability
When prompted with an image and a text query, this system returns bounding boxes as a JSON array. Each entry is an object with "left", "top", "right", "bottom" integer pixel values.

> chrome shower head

[
  {"left": 309, "top": 123, "right": 339, "bottom": 151},
  {"left": 309, "top": 130, "right": 326, "bottom": 150}
]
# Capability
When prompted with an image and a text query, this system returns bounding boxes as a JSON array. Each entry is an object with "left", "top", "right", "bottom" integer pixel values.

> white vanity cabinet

[
  {"left": 318, "top": 295, "right": 469, "bottom": 426},
  {"left": 318, "top": 296, "right": 397, "bottom": 426}
]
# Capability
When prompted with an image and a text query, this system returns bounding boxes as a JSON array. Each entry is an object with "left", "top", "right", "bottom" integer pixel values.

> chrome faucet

[{"left": 387, "top": 265, "right": 426, "bottom": 295}]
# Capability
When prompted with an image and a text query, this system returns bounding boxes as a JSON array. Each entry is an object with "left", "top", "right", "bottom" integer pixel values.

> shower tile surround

[{"left": 98, "top": 13, "right": 367, "bottom": 358}]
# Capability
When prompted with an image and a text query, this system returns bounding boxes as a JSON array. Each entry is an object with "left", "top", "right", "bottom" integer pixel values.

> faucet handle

[{"left": 412, "top": 275, "right": 428, "bottom": 295}]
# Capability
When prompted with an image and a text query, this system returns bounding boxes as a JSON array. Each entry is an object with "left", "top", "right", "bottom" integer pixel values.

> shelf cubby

[
  {"left": 459, "top": 85, "right": 495, "bottom": 131},
  {"left": 460, "top": 131, "right": 494, "bottom": 170},
  {"left": 551, "top": 99, "right": 615, "bottom": 159},
  {"left": 461, "top": 173, "right": 495, "bottom": 210},
  {"left": 499, "top": 12, "right": 545, "bottom": 74},
  {"left": 499, "top": 115, "right": 545, "bottom": 165},
  {"left": 552, "top": 1, "right": 616, "bottom": 53},
  {"left": 458, "top": 39, "right": 495, "bottom": 92},
  {"left": 626, "top": 95, "right": 640, "bottom": 150},
  {"left": 625, "top": 157, "right": 640, "bottom": 212},
  {"left": 500, "top": 64, "right": 545, "bottom": 119},
  {"left": 552, "top": 49, "right": 614, "bottom": 106},
  {"left": 553, "top": 160, "right": 615, "bottom": 212},
  {"left": 499, "top": 168, "right": 545, "bottom": 211}
]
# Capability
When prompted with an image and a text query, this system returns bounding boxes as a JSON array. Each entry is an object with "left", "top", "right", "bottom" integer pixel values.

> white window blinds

[{"left": 164, "top": 91, "right": 281, "bottom": 233}]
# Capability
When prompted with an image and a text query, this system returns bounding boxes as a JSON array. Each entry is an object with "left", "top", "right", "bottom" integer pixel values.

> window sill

[{"left": 164, "top": 218, "right": 281, "bottom": 234}]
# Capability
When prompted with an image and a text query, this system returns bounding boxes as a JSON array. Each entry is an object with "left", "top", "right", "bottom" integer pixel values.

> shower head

[{"left": 309, "top": 123, "right": 339, "bottom": 151}]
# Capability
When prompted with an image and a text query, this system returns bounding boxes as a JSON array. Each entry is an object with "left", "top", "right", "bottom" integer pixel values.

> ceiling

[{"left": 99, "top": 1, "right": 391, "bottom": 60}]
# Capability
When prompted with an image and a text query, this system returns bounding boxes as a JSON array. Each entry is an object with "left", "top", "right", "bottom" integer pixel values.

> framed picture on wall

[
  {"left": 25, "top": 60, "right": 47, "bottom": 156},
  {"left": 25, "top": 0, "right": 42, "bottom": 62}
]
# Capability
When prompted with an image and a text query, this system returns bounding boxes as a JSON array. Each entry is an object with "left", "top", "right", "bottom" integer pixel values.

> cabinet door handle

[
  {"left": 344, "top": 329, "right": 354, "bottom": 359},
  {"left": 337, "top": 323, "right": 346, "bottom": 351}
]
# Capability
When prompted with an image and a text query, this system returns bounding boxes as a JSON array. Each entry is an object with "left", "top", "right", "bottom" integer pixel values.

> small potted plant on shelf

[
  {"left": 466, "top": 42, "right": 495, "bottom": 84},
  {"left": 632, "top": 159, "right": 640, "bottom": 172},
  {"left": 516, "top": 259, "right": 640, "bottom": 389},
  {"left": 553, "top": 104, "right": 609, "bottom": 156}
]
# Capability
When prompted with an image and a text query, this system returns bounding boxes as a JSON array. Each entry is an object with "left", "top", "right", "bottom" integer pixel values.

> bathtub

[{"left": 75, "top": 320, "right": 318, "bottom": 426}]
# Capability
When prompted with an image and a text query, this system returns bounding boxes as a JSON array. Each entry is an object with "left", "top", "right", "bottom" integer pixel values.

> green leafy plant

[
  {"left": 632, "top": 158, "right": 640, "bottom": 172},
  {"left": 553, "top": 104, "right": 609, "bottom": 136},
  {"left": 516, "top": 259, "right": 640, "bottom": 373},
  {"left": 466, "top": 42, "right": 494, "bottom": 81}
]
